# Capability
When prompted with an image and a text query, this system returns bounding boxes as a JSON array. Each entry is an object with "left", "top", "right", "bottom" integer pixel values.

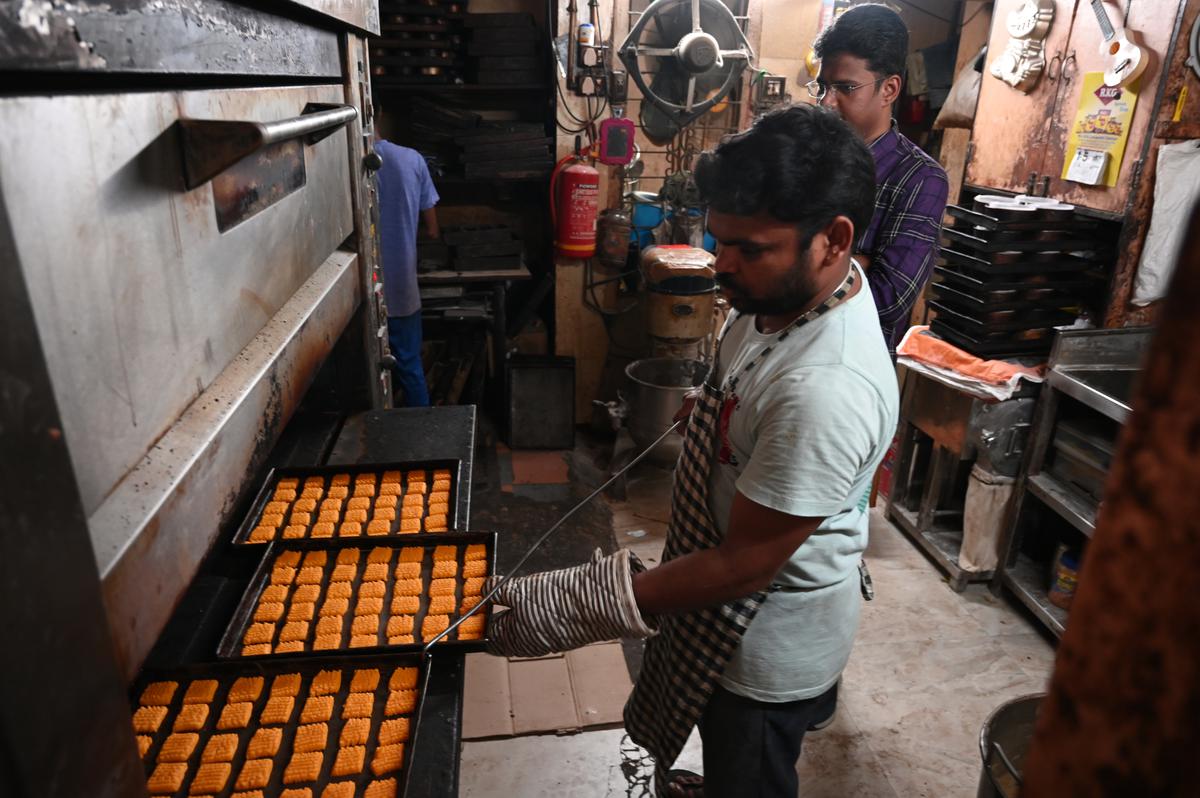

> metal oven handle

[{"left": 179, "top": 103, "right": 359, "bottom": 189}]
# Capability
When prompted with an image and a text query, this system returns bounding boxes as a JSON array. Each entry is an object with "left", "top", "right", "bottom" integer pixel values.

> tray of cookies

[
  {"left": 232, "top": 461, "right": 462, "bottom": 546},
  {"left": 131, "top": 653, "right": 427, "bottom": 798},
  {"left": 217, "top": 533, "right": 496, "bottom": 659}
]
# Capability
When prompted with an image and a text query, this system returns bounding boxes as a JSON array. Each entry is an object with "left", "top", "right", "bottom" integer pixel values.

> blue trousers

[{"left": 387, "top": 312, "right": 430, "bottom": 407}]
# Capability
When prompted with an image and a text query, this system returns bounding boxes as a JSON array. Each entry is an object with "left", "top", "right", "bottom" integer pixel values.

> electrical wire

[{"left": 421, "top": 418, "right": 686, "bottom": 652}]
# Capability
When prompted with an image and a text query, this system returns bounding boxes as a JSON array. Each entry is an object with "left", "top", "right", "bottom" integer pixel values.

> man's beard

[{"left": 716, "top": 259, "right": 822, "bottom": 316}]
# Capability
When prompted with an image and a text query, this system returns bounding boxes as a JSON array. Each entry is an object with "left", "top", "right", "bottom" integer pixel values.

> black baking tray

[
  {"left": 946, "top": 204, "right": 1101, "bottom": 232},
  {"left": 939, "top": 246, "right": 1099, "bottom": 275},
  {"left": 217, "top": 532, "right": 497, "bottom": 660},
  {"left": 942, "top": 226, "right": 1109, "bottom": 254},
  {"left": 132, "top": 652, "right": 429, "bottom": 798},
  {"left": 930, "top": 318, "right": 1055, "bottom": 358},
  {"left": 928, "top": 300, "right": 1075, "bottom": 333},
  {"left": 933, "top": 264, "right": 1099, "bottom": 295},
  {"left": 231, "top": 460, "right": 462, "bottom": 546}
]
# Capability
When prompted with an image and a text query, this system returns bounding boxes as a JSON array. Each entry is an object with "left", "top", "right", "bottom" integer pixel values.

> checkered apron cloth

[{"left": 623, "top": 267, "right": 857, "bottom": 795}]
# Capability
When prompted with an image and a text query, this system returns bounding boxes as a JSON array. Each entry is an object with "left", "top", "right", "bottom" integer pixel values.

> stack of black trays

[
  {"left": 373, "top": 2, "right": 468, "bottom": 85},
  {"left": 930, "top": 201, "right": 1108, "bottom": 359},
  {"left": 465, "top": 13, "right": 543, "bottom": 85},
  {"left": 396, "top": 99, "right": 552, "bottom": 181},
  {"left": 444, "top": 225, "right": 524, "bottom": 271}
]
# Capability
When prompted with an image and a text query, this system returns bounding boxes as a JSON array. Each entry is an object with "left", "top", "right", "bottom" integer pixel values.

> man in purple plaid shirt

[{"left": 813, "top": 4, "right": 949, "bottom": 353}]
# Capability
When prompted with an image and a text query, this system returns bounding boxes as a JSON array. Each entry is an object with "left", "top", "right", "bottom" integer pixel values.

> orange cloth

[{"left": 897, "top": 326, "right": 1045, "bottom": 385}]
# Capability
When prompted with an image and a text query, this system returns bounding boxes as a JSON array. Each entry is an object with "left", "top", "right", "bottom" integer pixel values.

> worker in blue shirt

[{"left": 374, "top": 130, "right": 440, "bottom": 407}]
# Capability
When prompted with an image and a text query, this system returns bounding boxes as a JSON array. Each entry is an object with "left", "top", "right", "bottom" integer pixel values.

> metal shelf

[
  {"left": 888, "top": 503, "right": 993, "bottom": 592},
  {"left": 1046, "top": 368, "right": 1136, "bottom": 424},
  {"left": 1028, "top": 472, "right": 1097, "bottom": 538},
  {"left": 1002, "top": 553, "right": 1068, "bottom": 639}
]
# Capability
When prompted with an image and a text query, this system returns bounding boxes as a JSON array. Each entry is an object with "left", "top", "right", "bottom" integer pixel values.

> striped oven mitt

[{"left": 486, "top": 548, "right": 658, "bottom": 658}]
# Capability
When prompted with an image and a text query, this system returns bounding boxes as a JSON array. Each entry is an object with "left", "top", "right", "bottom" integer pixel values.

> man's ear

[
  {"left": 819, "top": 216, "right": 856, "bottom": 265},
  {"left": 879, "top": 74, "right": 902, "bottom": 105}
]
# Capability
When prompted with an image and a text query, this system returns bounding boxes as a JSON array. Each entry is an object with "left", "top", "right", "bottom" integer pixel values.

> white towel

[{"left": 1133, "top": 140, "right": 1200, "bottom": 306}]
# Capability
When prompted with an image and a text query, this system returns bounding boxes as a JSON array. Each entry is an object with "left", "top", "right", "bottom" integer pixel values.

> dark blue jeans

[
  {"left": 698, "top": 681, "right": 839, "bottom": 797},
  {"left": 387, "top": 312, "right": 430, "bottom": 407}
]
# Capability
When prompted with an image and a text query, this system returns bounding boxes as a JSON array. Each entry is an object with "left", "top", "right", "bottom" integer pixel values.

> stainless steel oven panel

[
  {"left": 0, "top": 84, "right": 354, "bottom": 518},
  {"left": 92, "top": 251, "right": 361, "bottom": 679},
  {"left": 282, "top": 0, "right": 381, "bottom": 35}
]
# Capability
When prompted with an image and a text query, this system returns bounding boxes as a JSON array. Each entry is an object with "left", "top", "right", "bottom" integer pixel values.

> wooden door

[
  {"left": 1040, "top": 0, "right": 1184, "bottom": 212},
  {"left": 966, "top": 0, "right": 1079, "bottom": 193}
]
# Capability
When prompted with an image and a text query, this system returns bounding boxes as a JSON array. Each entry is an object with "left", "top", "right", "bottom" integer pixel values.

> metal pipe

[{"left": 567, "top": 0, "right": 579, "bottom": 90}]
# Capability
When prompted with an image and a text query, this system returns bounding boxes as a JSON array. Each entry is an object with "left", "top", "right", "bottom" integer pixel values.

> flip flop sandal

[{"left": 666, "top": 769, "right": 704, "bottom": 798}]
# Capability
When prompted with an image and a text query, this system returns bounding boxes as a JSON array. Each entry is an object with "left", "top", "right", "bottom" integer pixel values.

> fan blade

[
  {"left": 692, "top": 0, "right": 702, "bottom": 32},
  {"left": 638, "top": 47, "right": 677, "bottom": 57},
  {"left": 685, "top": 76, "right": 697, "bottom": 110},
  {"left": 716, "top": 48, "right": 751, "bottom": 60}
]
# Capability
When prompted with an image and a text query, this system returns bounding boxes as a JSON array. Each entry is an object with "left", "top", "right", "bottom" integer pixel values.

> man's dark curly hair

[
  {"left": 813, "top": 3, "right": 909, "bottom": 79},
  {"left": 694, "top": 103, "right": 876, "bottom": 241}
]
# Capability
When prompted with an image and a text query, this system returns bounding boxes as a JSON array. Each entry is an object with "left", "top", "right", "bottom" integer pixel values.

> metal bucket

[
  {"left": 624, "top": 358, "right": 708, "bottom": 466},
  {"left": 977, "top": 693, "right": 1044, "bottom": 798}
]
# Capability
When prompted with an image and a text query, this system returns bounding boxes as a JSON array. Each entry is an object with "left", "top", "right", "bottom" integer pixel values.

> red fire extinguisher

[{"left": 551, "top": 154, "right": 600, "bottom": 259}]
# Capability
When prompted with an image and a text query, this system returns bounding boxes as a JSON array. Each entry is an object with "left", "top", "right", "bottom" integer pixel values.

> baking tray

[
  {"left": 939, "top": 246, "right": 1099, "bottom": 276},
  {"left": 928, "top": 300, "right": 1075, "bottom": 333},
  {"left": 946, "top": 204, "right": 1100, "bottom": 232},
  {"left": 942, "top": 226, "right": 1109, "bottom": 254},
  {"left": 933, "top": 264, "right": 1099, "bottom": 296},
  {"left": 232, "top": 460, "right": 462, "bottom": 546},
  {"left": 218, "top": 532, "right": 497, "bottom": 660},
  {"left": 132, "top": 652, "right": 429, "bottom": 798},
  {"left": 930, "top": 319, "right": 1055, "bottom": 358}
]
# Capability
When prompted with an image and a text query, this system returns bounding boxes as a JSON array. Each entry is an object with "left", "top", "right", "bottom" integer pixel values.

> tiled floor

[{"left": 461, "top": 459, "right": 1057, "bottom": 797}]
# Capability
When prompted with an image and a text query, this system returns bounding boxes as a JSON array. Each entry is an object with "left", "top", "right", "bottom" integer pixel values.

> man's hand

[
  {"left": 673, "top": 387, "right": 703, "bottom": 433},
  {"left": 487, "top": 549, "right": 657, "bottom": 658}
]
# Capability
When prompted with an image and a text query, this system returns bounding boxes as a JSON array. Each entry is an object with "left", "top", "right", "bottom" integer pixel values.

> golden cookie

[
  {"left": 385, "top": 689, "right": 417, "bottom": 716},
  {"left": 425, "top": 514, "right": 448, "bottom": 529},
  {"left": 331, "top": 745, "right": 365, "bottom": 777},
  {"left": 264, "top": 501, "right": 290, "bottom": 515},
  {"left": 462, "top": 560, "right": 488, "bottom": 578},
  {"left": 400, "top": 494, "right": 423, "bottom": 509},
  {"left": 429, "top": 490, "right": 450, "bottom": 504},
  {"left": 316, "top": 615, "right": 344, "bottom": 637},
  {"left": 293, "top": 584, "right": 321, "bottom": 603},
  {"left": 364, "top": 778, "right": 398, "bottom": 798},
  {"left": 399, "top": 506, "right": 422, "bottom": 521},
  {"left": 281, "top": 789, "right": 314, "bottom": 798},
  {"left": 300, "top": 487, "right": 324, "bottom": 500},
  {"left": 190, "top": 761, "right": 231, "bottom": 794},
  {"left": 375, "top": 493, "right": 399, "bottom": 509},
  {"left": 273, "top": 488, "right": 297, "bottom": 503},
  {"left": 432, "top": 546, "right": 456, "bottom": 562},
  {"left": 355, "top": 596, "right": 384, "bottom": 617},
  {"left": 458, "top": 615, "right": 486, "bottom": 640},
  {"left": 398, "top": 519, "right": 421, "bottom": 534},
  {"left": 326, "top": 486, "right": 349, "bottom": 499},
  {"left": 381, "top": 470, "right": 402, "bottom": 484},
  {"left": 431, "top": 560, "right": 458, "bottom": 579},
  {"left": 242, "top": 643, "right": 272, "bottom": 656},
  {"left": 427, "top": 594, "right": 455, "bottom": 615},
  {"left": 353, "top": 485, "right": 376, "bottom": 498},
  {"left": 253, "top": 601, "right": 284, "bottom": 623},
  {"left": 249, "top": 525, "right": 277, "bottom": 542},
  {"left": 357, "top": 562, "right": 384, "bottom": 581},
  {"left": 351, "top": 615, "right": 380, "bottom": 637},
  {"left": 425, "top": 524, "right": 449, "bottom": 533},
  {"left": 287, "top": 603, "right": 315, "bottom": 622},
  {"left": 261, "top": 584, "right": 290, "bottom": 603},
  {"left": 342, "top": 692, "right": 375, "bottom": 719},
  {"left": 271, "top": 566, "right": 297, "bottom": 585},
  {"left": 136, "top": 734, "right": 152, "bottom": 757},
  {"left": 393, "top": 578, "right": 422, "bottom": 597},
  {"left": 275, "top": 639, "right": 305, "bottom": 653},
  {"left": 354, "top": 472, "right": 377, "bottom": 483},
  {"left": 405, "top": 482, "right": 427, "bottom": 496},
  {"left": 322, "top": 782, "right": 355, "bottom": 798},
  {"left": 184, "top": 679, "right": 219, "bottom": 704},
  {"left": 313, "top": 633, "right": 341, "bottom": 651},
  {"left": 432, "top": 478, "right": 451, "bottom": 492},
  {"left": 300, "top": 694, "right": 334, "bottom": 724},
  {"left": 335, "top": 548, "right": 360, "bottom": 564},
  {"left": 293, "top": 722, "right": 328, "bottom": 753},
  {"left": 421, "top": 614, "right": 450, "bottom": 638},
  {"left": 429, "top": 579, "right": 455, "bottom": 597},
  {"left": 371, "top": 743, "right": 405, "bottom": 776},
  {"left": 391, "top": 595, "right": 420, "bottom": 615},
  {"left": 319, "top": 598, "right": 349, "bottom": 618},
  {"left": 259, "top": 695, "right": 294, "bottom": 725},
  {"left": 202, "top": 733, "right": 239, "bottom": 763},
  {"left": 344, "top": 510, "right": 368, "bottom": 524},
  {"left": 232, "top": 791, "right": 267, "bottom": 798},
  {"left": 235, "top": 759, "right": 273, "bottom": 790},
  {"left": 139, "top": 680, "right": 178, "bottom": 707},
  {"left": 348, "top": 669, "right": 380, "bottom": 694},
  {"left": 331, "top": 473, "right": 351, "bottom": 487},
  {"left": 279, "top": 621, "right": 309, "bottom": 643},
  {"left": 296, "top": 567, "right": 323, "bottom": 585},
  {"left": 427, "top": 501, "right": 450, "bottom": 517},
  {"left": 311, "top": 522, "right": 335, "bottom": 539},
  {"left": 271, "top": 673, "right": 302, "bottom": 697},
  {"left": 379, "top": 716, "right": 411, "bottom": 744},
  {"left": 310, "top": 669, "right": 340, "bottom": 695},
  {"left": 406, "top": 469, "right": 427, "bottom": 482},
  {"left": 246, "top": 727, "right": 282, "bottom": 759},
  {"left": 330, "top": 563, "right": 357, "bottom": 582},
  {"left": 379, "top": 482, "right": 402, "bottom": 496},
  {"left": 173, "top": 703, "right": 208, "bottom": 732},
  {"left": 327, "top": 581, "right": 353, "bottom": 599},
  {"left": 360, "top": 582, "right": 387, "bottom": 601},
  {"left": 291, "top": 511, "right": 313, "bottom": 526},
  {"left": 389, "top": 668, "right": 419, "bottom": 691},
  {"left": 293, "top": 498, "right": 317, "bottom": 513},
  {"left": 388, "top": 633, "right": 416, "bottom": 645},
  {"left": 346, "top": 497, "right": 371, "bottom": 511},
  {"left": 278, "top": 477, "right": 300, "bottom": 489},
  {"left": 301, "top": 550, "right": 327, "bottom": 567},
  {"left": 393, "top": 562, "right": 421, "bottom": 580},
  {"left": 350, "top": 634, "right": 377, "bottom": 648},
  {"left": 284, "top": 750, "right": 324, "bottom": 784},
  {"left": 281, "top": 524, "right": 307, "bottom": 540},
  {"left": 373, "top": 507, "right": 397, "bottom": 523},
  {"left": 147, "top": 761, "right": 188, "bottom": 793},
  {"left": 386, "top": 615, "right": 414, "bottom": 636},
  {"left": 336, "top": 716, "right": 369, "bottom": 747},
  {"left": 157, "top": 732, "right": 198, "bottom": 762},
  {"left": 217, "top": 701, "right": 253, "bottom": 730},
  {"left": 464, "top": 578, "right": 485, "bottom": 596},
  {"left": 398, "top": 548, "right": 425, "bottom": 563},
  {"left": 317, "top": 510, "right": 341, "bottom": 525},
  {"left": 366, "top": 520, "right": 392, "bottom": 536},
  {"left": 460, "top": 595, "right": 483, "bottom": 612}
]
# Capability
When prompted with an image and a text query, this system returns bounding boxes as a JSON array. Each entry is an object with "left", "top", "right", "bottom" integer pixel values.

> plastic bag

[{"left": 934, "top": 47, "right": 985, "bottom": 130}]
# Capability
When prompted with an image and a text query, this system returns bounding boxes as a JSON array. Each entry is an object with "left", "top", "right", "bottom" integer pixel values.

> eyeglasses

[{"left": 805, "top": 77, "right": 887, "bottom": 100}]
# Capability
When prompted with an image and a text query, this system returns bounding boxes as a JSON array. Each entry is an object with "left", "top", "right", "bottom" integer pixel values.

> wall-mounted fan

[{"left": 618, "top": 0, "right": 754, "bottom": 144}]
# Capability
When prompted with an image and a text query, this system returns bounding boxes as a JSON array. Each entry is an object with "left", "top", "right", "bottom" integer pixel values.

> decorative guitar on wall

[{"left": 1090, "top": 0, "right": 1148, "bottom": 87}]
